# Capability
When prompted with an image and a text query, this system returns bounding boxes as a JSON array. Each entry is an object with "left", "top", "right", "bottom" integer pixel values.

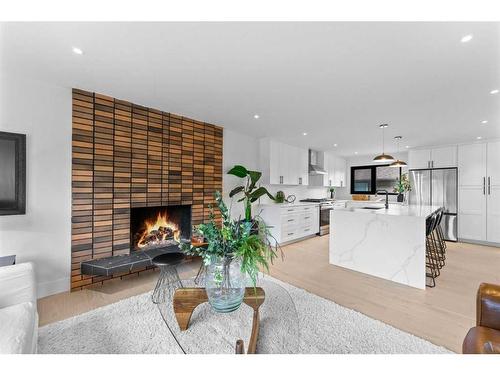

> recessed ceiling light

[
  {"left": 460, "top": 34, "right": 473, "bottom": 43},
  {"left": 72, "top": 47, "right": 83, "bottom": 55},
  {"left": 302, "top": 132, "right": 308, "bottom": 136},
  {"left": 481, "top": 120, "right": 488, "bottom": 124},
  {"left": 477, "top": 136, "right": 483, "bottom": 140},
  {"left": 490, "top": 89, "right": 499, "bottom": 95},
  {"left": 405, "top": 145, "right": 410, "bottom": 149},
  {"left": 333, "top": 144, "right": 338, "bottom": 147},
  {"left": 253, "top": 114, "right": 260, "bottom": 119},
  {"left": 354, "top": 151, "right": 358, "bottom": 155}
]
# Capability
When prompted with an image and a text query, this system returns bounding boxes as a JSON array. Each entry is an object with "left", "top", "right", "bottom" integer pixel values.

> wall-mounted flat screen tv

[{"left": 0, "top": 131, "right": 26, "bottom": 215}]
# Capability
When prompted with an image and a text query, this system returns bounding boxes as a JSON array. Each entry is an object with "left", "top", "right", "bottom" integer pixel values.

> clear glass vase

[{"left": 205, "top": 256, "right": 246, "bottom": 313}]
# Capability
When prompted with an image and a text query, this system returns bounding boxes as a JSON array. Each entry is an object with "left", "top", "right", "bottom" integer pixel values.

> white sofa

[{"left": 0, "top": 262, "right": 38, "bottom": 354}]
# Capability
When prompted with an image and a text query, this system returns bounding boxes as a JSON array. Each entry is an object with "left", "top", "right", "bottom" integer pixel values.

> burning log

[{"left": 135, "top": 210, "right": 182, "bottom": 249}]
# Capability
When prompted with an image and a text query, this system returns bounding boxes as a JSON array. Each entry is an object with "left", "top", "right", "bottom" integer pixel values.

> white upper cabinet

[
  {"left": 408, "top": 146, "right": 457, "bottom": 169},
  {"left": 333, "top": 156, "right": 347, "bottom": 187},
  {"left": 266, "top": 139, "right": 282, "bottom": 185},
  {"left": 324, "top": 151, "right": 335, "bottom": 187},
  {"left": 297, "top": 147, "right": 309, "bottom": 186},
  {"left": 320, "top": 151, "right": 346, "bottom": 188},
  {"left": 259, "top": 138, "right": 309, "bottom": 186},
  {"left": 431, "top": 146, "right": 457, "bottom": 168},
  {"left": 458, "top": 143, "right": 486, "bottom": 186},
  {"left": 408, "top": 149, "right": 432, "bottom": 169}
]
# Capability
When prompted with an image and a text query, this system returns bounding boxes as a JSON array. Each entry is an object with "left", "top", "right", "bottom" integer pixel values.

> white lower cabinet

[{"left": 258, "top": 204, "right": 319, "bottom": 244}]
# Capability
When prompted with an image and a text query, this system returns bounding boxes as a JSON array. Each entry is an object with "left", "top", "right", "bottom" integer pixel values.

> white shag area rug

[{"left": 38, "top": 276, "right": 452, "bottom": 354}]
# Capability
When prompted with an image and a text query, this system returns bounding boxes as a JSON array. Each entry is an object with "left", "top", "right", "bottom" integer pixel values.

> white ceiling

[{"left": 1, "top": 22, "right": 499, "bottom": 157}]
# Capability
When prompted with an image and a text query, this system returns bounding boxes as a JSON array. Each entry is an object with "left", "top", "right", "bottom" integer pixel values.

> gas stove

[{"left": 299, "top": 198, "right": 334, "bottom": 203}]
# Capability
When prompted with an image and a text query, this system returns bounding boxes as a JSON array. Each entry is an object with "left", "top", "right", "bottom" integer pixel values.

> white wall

[
  {"left": 0, "top": 74, "right": 72, "bottom": 298},
  {"left": 336, "top": 152, "right": 409, "bottom": 201},
  {"left": 223, "top": 129, "right": 332, "bottom": 219}
]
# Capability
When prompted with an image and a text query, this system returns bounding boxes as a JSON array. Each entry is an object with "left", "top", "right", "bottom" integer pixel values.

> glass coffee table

[{"left": 156, "top": 277, "right": 300, "bottom": 354}]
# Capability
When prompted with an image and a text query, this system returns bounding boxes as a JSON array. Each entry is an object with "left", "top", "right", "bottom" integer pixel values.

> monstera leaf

[
  {"left": 227, "top": 165, "right": 248, "bottom": 178},
  {"left": 249, "top": 187, "right": 275, "bottom": 203},
  {"left": 227, "top": 164, "right": 275, "bottom": 221},
  {"left": 229, "top": 186, "right": 245, "bottom": 198}
]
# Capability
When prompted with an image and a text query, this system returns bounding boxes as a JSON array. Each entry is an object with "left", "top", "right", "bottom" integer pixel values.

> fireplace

[{"left": 130, "top": 205, "right": 192, "bottom": 252}]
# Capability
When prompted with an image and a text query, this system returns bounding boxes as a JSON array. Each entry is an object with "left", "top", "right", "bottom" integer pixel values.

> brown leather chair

[{"left": 463, "top": 283, "right": 500, "bottom": 354}]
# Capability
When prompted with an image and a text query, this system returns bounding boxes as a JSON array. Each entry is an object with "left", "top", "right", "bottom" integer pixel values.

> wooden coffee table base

[{"left": 172, "top": 287, "right": 265, "bottom": 354}]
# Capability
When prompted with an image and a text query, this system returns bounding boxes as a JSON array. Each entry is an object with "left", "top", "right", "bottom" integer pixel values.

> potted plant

[
  {"left": 328, "top": 187, "right": 336, "bottom": 199},
  {"left": 227, "top": 165, "right": 275, "bottom": 221},
  {"left": 181, "top": 191, "right": 280, "bottom": 313},
  {"left": 275, "top": 191, "right": 285, "bottom": 203},
  {"left": 393, "top": 173, "right": 411, "bottom": 203}
]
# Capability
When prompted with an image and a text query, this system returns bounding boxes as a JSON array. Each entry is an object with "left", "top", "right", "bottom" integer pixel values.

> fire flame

[{"left": 137, "top": 210, "right": 180, "bottom": 249}]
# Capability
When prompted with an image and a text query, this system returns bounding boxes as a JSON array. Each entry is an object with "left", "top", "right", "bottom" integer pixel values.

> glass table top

[{"left": 156, "top": 277, "right": 300, "bottom": 354}]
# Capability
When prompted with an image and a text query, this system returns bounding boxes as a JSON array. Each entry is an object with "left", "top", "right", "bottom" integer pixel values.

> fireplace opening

[{"left": 130, "top": 205, "right": 192, "bottom": 252}]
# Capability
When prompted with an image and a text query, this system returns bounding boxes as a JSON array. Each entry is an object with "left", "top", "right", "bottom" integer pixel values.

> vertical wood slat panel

[
  {"left": 131, "top": 105, "right": 147, "bottom": 207},
  {"left": 71, "top": 89, "right": 95, "bottom": 284},
  {"left": 113, "top": 99, "right": 132, "bottom": 256},
  {"left": 71, "top": 90, "right": 223, "bottom": 290},
  {"left": 147, "top": 109, "right": 162, "bottom": 206},
  {"left": 92, "top": 93, "right": 114, "bottom": 268},
  {"left": 169, "top": 114, "right": 182, "bottom": 205},
  {"left": 161, "top": 113, "right": 170, "bottom": 205}
]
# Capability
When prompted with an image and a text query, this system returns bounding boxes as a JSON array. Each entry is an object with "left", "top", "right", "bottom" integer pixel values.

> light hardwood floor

[
  {"left": 38, "top": 237, "right": 500, "bottom": 353},
  {"left": 268, "top": 236, "right": 500, "bottom": 353}
]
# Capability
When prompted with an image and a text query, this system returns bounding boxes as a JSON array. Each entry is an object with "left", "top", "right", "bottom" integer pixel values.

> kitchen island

[{"left": 329, "top": 204, "right": 441, "bottom": 289}]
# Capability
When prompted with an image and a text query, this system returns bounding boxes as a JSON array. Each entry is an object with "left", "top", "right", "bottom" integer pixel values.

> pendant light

[
  {"left": 390, "top": 136, "right": 408, "bottom": 167},
  {"left": 373, "top": 124, "right": 395, "bottom": 162}
]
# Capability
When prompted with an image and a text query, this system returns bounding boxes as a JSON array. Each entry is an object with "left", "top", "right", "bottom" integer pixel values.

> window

[
  {"left": 375, "top": 165, "right": 401, "bottom": 192},
  {"left": 352, "top": 167, "right": 373, "bottom": 193},
  {"left": 350, "top": 164, "right": 401, "bottom": 195}
]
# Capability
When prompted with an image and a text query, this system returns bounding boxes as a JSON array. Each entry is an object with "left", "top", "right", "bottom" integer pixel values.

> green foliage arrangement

[
  {"left": 393, "top": 173, "right": 412, "bottom": 194},
  {"left": 181, "top": 191, "right": 280, "bottom": 287},
  {"left": 227, "top": 165, "right": 275, "bottom": 221}
]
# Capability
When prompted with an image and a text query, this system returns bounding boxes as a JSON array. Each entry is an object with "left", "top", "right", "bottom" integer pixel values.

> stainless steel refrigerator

[{"left": 408, "top": 168, "right": 458, "bottom": 241}]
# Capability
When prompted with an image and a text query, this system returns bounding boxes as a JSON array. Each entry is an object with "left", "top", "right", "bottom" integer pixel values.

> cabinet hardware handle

[
  {"left": 304, "top": 216, "right": 310, "bottom": 219},
  {"left": 488, "top": 177, "right": 491, "bottom": 195},
  {"left": 483, "top": 177, "right": 486, "bottom": 195},
  {"left": 299, "top": 177, "right": 302, "bottom": 185},
  {"left": 287, "top": 219, "right": 294, "bottom": 222},
  {"left": 288, "top": 233, "right": 294, "bottom": 236},
  {"left": 287, "top": 209, "right": 294, "bottom": 212}
]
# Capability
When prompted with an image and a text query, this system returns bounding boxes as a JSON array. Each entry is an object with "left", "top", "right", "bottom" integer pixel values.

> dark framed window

[
  {"left": 0, "top": 131, "right": 26, "bottom": 215},
  {"left": 350, "top": 164, "right": 401, "bottom": 195}
]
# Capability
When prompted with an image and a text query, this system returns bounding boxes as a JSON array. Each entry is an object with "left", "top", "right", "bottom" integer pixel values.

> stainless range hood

[{"left": 308, "top": 149, "right": 327, "bottom": 175}]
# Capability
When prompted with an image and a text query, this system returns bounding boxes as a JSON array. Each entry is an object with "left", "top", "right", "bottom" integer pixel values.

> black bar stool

[
  {"left": 425, "top": 213, "right": 439, "bottom": 287},
  {"left": 151, "top": 252, "right": 185, "bottom": 304}
]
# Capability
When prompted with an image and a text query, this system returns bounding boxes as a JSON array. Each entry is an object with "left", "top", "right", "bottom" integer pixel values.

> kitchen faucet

[{"left": 376, "top": 190, "right": 389, "bottom": 209}]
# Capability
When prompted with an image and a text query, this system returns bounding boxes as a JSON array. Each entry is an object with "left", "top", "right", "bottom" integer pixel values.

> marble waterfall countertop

[
  {"left": 334, "top": 204, "right": 442, "bottom": 218},
  {"left": 329, "top": 205, "right": 441, "bottom": 289}
]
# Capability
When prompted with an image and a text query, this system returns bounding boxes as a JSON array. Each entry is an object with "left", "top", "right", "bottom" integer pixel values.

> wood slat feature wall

[{"left": 71, "top": 89, "right": 223, "bottom": 291}]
